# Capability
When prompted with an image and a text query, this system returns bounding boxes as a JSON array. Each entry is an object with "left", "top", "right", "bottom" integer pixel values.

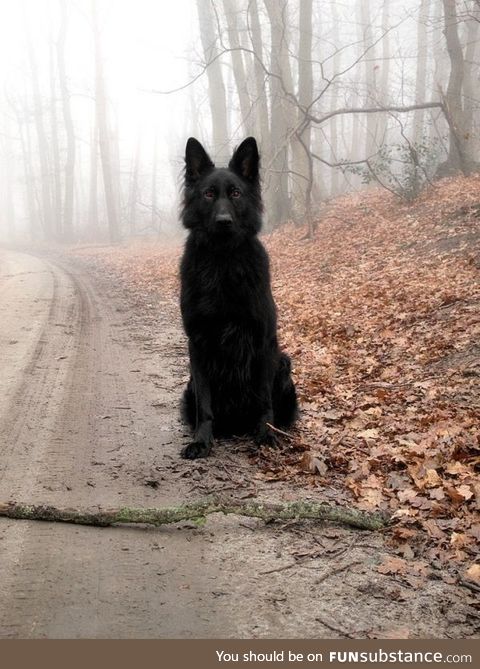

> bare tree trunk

[
  {"left": 350, "top": 32, "right": 363, "bottom": 189},
  {"left": 378, "top": 0, "right": 391, "bottom": 145},
  {"left": 92, "top": 0, "right": 120, "bottom": 243},
  {"left": 57, "top": 0, "right": 76, "bottom": 241},
  {"left": 350, "top": 94, "right": 361, "bottom": 163},
  {"left": 430, "top": 0, "right": 449, "bottom": 147},
  {"left": 88, "top": 122, "right": 99, "bottom": 234},
  {"left": 264, "top": 0, "right": 293, "bottom": 224},
  {"left": 463, "top": 6, "right": 480, "bottom": 159},
  {"left": 248, "top": 0, "right": 270, "bottom": 153},
  {"left": 196, "top": 0, "right": 229, "bottom": 155},
  {"left": 441, "top": 0, "right": 474, "bottom": 173},
  {"left": 330, "top": 1, "right": 341, "bottom": 196},
  {"left": 413, "top": 0, "right": 430, "bottom": 146},
  {"left": 359, "top": 0, "right": 378, "bottom": 158},
  {"left": 151, "top": 131, "right": 158, "bottom": 232},
  {"left": 291, "top": 0, "right": 313, "bottom": 221},
  {"left": 13, "top": 100, "right": 38, "bottom": 240},
  {"left": 49, "top": 34, "right": 62, "bottom": 239},
  {"left": 24, "top": 5, "right": 53, "bottom": 239},
  {"left": 222, "top": 0, "right": 253, "bottom": 135},
  {"left": 74, "top": 172, "right": 82, "bottom": 237},
  {"left": 110, "top": 106, "right": 123, "bottom": 234},
  {"left": 188, "top": 62, "right": 202, "bottom": 139},
  {"left": 1, "top": 119, "right": 16, "bottom": 241},
  {"left": 127, "top": 130, "right": 141, "bottom": 237}
]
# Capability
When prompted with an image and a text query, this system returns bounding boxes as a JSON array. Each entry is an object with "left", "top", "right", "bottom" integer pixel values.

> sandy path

[
  {"left": 0, "top": 248, "right": 476, "bottom": 639},
  {"left": 0, "top": 249, "right": 224, "bottom": 637}
]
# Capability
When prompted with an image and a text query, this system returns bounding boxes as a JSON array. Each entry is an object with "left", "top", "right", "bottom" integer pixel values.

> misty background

[{"left": 0, "top": 0, "right": 479, "bottom": 243}]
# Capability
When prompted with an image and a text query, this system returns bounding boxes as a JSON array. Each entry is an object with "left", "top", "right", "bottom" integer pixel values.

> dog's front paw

[
  {"left": 254, "top": 424, "right": 280, "bottom": 448},
  {"left": 181, "top": 441, "right": 212, "bottom": 460}
]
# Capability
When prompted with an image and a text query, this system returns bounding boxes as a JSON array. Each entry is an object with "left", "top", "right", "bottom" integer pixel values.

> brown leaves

[{"left": 264, "top": 176, "right": 480, "bottom": 567}]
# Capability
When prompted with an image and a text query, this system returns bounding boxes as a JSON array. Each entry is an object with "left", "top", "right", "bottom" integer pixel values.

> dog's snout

[{"left": 215, "top": 214, "right": 233, "bottom": 224}]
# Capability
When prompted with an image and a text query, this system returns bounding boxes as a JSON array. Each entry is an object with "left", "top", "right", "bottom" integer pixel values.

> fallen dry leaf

[
  {"left": 464, "top": 564, "right": 480, "bottom": 584},
  {"left": 372, "top": 627, "right": 411, "bottom": 639},
  {"left": 377, "top": 556, "right": 408, "bottom": 575}
]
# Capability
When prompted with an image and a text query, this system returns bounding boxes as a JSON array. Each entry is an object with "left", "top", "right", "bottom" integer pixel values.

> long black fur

[{"left": 179, "top": 137, "right": 298, "bottom": 459}]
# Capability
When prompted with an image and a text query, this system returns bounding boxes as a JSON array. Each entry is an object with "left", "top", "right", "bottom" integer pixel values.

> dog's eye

[
  {"left": 204, "top": 189, "right": 215, "bottom": 200},
  {"left": 231, "top": 188, "right": 241, "bottom": 199}
]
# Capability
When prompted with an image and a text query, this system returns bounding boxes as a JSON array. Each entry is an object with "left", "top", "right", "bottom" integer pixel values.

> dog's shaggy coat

[{"left": 180, "top": 137, "right": 298, "bottom": 459}]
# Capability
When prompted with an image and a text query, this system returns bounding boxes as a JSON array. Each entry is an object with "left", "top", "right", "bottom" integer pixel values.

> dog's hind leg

[
  {"left": 181, "top": 346, "right": 214, "bottom": 459},
  {"left": 181, "top": 377, "right": 196, "bottom": 427},
  {"left": 253, "top": 354, "right": 278, "bottom": 446},
  {"left": 273, "top": 353, "right": 299, "bottom": 429}
]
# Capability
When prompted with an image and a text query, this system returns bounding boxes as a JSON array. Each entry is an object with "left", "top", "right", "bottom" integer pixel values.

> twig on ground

[
  {"left": 260, "top": 560, "right": 304, "bottom": 575},
  {"left": 266, "top": 423, "right": 294, "bottom": 439},
  {"left": 458, "top": 577, "right": 480, "bottom": 594},
  {"left": 314, "top": 559, "right": 362, "bottom": 583},
  {"left": 315, "top": 615, "right": 356, "bottom": 638}
]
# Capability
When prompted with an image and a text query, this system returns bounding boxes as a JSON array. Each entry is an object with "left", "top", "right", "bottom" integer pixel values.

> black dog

[{"left": 179, "top": 136, "right": 298, "bottom": 459}]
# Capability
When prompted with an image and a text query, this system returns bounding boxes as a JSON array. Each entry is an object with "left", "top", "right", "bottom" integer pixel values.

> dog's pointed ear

[
  {"left": 185, "top": 138, "right": 214, "bottom": 185},
  {"left": 229, "top": 137, "right": 259, "bottom": 182}
]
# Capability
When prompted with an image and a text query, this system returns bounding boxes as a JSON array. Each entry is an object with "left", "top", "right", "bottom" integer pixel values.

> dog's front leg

[{"left": 181, "top": 346, "right": 214, "bottom": 459}]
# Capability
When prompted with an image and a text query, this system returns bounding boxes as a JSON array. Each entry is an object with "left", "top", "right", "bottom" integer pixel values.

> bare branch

[{"left": 309, "top": 102, "right": 445, "bottom": 126}]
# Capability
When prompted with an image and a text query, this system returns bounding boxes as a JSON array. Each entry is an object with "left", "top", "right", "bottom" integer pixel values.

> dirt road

[{"left": 0, "top": 248, "right": 477, "bottom": 639}]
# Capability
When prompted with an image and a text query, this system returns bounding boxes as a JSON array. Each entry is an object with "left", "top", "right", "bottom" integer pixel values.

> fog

[{"left": 0, "top": 0, "right": 478, "bottom": 241}]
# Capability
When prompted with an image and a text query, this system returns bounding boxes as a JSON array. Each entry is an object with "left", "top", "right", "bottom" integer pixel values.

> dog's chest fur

[{"left": 181, "top": 237, "right": 273, "bottom": 329}]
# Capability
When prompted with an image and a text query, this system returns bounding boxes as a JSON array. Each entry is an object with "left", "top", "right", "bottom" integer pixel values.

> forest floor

[{"left": 0, "top": 175, "right": 478, "bottom": 638}]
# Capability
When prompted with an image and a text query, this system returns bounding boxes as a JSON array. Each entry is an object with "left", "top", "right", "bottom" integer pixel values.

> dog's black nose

[{"left": 215, "top": 214, "right": 233, "bottom": 225}]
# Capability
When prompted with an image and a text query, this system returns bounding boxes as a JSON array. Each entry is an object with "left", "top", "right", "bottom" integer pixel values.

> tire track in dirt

[
  {"left": 0, "top": 253, "right": 60, "bottom": 483},
  {"left": 0, "top": 253, "right": 96, "bottom": 500}
]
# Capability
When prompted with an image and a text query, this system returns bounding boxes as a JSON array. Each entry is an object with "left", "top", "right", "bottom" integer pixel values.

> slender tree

[
  {"left": 127, "top": 129, "right": 141, "bottom": 237},
  {"left": 440, "top": 0, "right": 475, "bottom": 173},
  {"left": 88, "top": 122, "right": 99, "bottom": 234},
  {"left": 23, "top": 4, "right": 53, "bottom": 238},
  {"left": 292, "top": 0, "right": 314, "bottom": 220},
  {"left": 330, "top": 2, "right": 341, "bottom": 196},
  {"left": 222, "top": 0, "right": 254, "bottom": 135},
  {"left": 196, "top": 0, "right": 229, "bottom": 155},
  {"left": 359, "top": 0, "right": 378, "bottom": 158},
  {"left": 263, "top": 0, "right": 294, "bottom": 223},
  {"left": 413, "top": 0, "right": 431, "bottom": 146},
  {"left": 463, "top": 2, "right": 480, "bottom": 158},
  {"left": 0, "top": 117, "right": 16, "bottom": 240},
  {"left": 248, "top": 0, "right": 270, "bottom": 154},
  {"left": 378, "top": 0, "right": 391, "bottom": 145},
  {"left": 57, "top": 0, "right": 76, "bottom": 241},
  {"left": 49, "top": 32, "right": 62, "bottom": 239},
  {"left": 9, "top": 91, "right": 38, "bottom": 239},
  {"left": 91, "top": 0, "right": 120, "bottom": 242},
  {"left": 151, "top": 130, "right": 158, "bottom": 232}
]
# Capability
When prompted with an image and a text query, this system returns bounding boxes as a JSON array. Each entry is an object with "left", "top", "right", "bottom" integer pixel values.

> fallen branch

[{"left": 0, "top": 498, "right": 391, "bottom": 531}]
